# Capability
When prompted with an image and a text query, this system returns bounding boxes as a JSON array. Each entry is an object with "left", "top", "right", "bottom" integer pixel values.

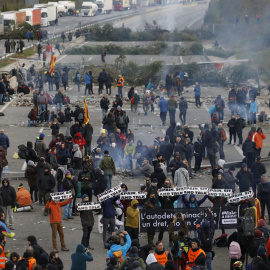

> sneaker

[
  {"left": 61, "top": 247, "right": 69, "bottom": 251},
  {"left": 13, "top": 206, "right": 17, "bottom": 213},
  {"left": 67, "top": 217, "right": 74, "bottom": 219},
  {"left": 53, "top": 249, "right": 59, "bottom": 253}
]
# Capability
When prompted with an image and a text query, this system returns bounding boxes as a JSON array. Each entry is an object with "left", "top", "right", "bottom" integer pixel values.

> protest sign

[
  {"left": 139, "top": 206, "right": 238, "bottom": 232},
  {"left": 50, "top": 190, "right": 72, "bottom": 201},
  {"left": 97, "top": 185, "right": 122, "bottom": 202},
  {"left": 183, "top": 187, "right": 209, "bottom": 195},
  {"left": 120, "top": 191, "right": 146, "bottom": 200},
  {"left": 228, "top": 190, "right": 253, "bottom": 203},
  {"left": 77, "top": 202, "right": 101, "bottom": 211},
  {"left": 158, "top": 187, "right": 185, "bottom": 196},
  {"left": 209, "top": 189, "right": 232, "bottom": 197}
]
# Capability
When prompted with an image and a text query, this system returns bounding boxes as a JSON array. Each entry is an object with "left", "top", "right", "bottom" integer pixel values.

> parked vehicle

[
  {"left": 19, "top": 8, "right": 41, "bottom": 28},
  {"left": 33, "top": 4, "right": 57, "bottom": 27},
  {"left": 48, "top": 2, "right": 66, "bottom": 17},
  {"left": 113, "top": 0, "right": 130, "bottom": 10},
  {"left": 81, "top": 2, "right": 98, "bottom": 16},
  {"left": 58, "top": 1, "right": 76, "bottom": 15},
  {"left": 96, "top": 0, "right": 113, "bottom": 14},
  {"left": 2, "top": 11, "right": 26, "bottom": 31}
]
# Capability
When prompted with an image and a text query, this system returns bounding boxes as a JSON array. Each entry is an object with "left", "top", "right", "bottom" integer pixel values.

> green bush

[
  {"left": 230, "top": 63, "right": 256, "bottom": 83},
  {"left": 190, "top": 43, "right": 203, "bottom": 55},
  {"left": 5, "top": 23, "right": 37, "bottom": 40}
]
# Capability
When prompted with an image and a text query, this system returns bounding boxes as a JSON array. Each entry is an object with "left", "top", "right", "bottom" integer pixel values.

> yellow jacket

[{"left": 125, "top": 199, "right": 139, "bottom": 228}]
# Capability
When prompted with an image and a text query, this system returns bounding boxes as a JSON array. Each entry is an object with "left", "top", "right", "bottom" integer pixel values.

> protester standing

[
  {"left": 158, "top": 97, "right": 168, "bottom": 126},
  {"left": 194, "top": 82, "right": 201, "bottom": 108}
]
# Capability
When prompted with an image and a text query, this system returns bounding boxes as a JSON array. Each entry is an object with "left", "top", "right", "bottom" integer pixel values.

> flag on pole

[
  {"left": 49, "top": 45, "right": 56, "bottom": 75},
  {"left": 84, "top": 97, "right": 90, "bottom": 124}
]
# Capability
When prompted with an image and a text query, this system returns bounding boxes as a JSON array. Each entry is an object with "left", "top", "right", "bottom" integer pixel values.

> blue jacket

[
  {"left": 56, "top": 148, "right": 70, "bottom": 165},
  {"left": 158, "top": 97, "right": 168, "bottom": 112},
  {"left": 180, "top": 71, "right": 184, "bottom": 81},
  {"left": 194, "top": 85, "right": 201, "bottom": 96},
  {"left": 249, "top": 101, "right": 258, "bottom": 113},
  {"left": 208, "top": 105, "right": 216, "bottom": 115},
  {"left": 26, "top": 32, "right": 31, "bottom": 38},
  {"left": 84, "top": 74, "right": 91, "bottom": 85},
  {"left": 71, "top": 244, "right": 93, "bottom": 270},
  {"left": 107, "top": 234, "right": 131, "bottom": 260},
  {"left": 0, "top": 133, "right": 9, "bottom": 150},
  {"left": 103, "top": 198, "right": 116, "bottom": 219}
]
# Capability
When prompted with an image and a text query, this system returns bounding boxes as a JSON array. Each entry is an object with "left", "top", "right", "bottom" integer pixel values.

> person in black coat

[
  {"left": 25, "top": 141, "right": 38, "bottom": 163},
  {"left": 61, "top": 71, "right": 68, "bottom": 92},
  {"left": 193, "top": 136, "right": 204, "bottom": 173},
  {"left": 159, "top": 136, "right": 173, "bottom": 173},
  {"left": 150, "top": 165, "right": 167, "bottom": 189},
  {"left": 227, "top": 115, "right": 237, "bottom": 145},
  {"left": 251, "top": 157, "right": 267, "bottom": 196},
  {"left": 212, "top": 173, "right": 229, "bottom": 189},
  {"left": 242, "top": 137, "right": 256, "bottom": 168},
  {"left": 70, "top": 121, "right": 81, "bottom": 138},
  {"left": 0, "top": 179, "right": 16, "bottom": 230},
  {"left": 81, "top": 122, "right": 93, "bottom": 156},
  {"left": 257, "top": 175, "right": 270, "bottom": 225},
  {"left": 235, "top": 163, "right": 253, "bottom": 192},
  {"left": 224, "top": 166, "right": 236, "bottom": 193},
  {"left": 174, "top": 137, "right": 186, "bottom": 160},
  {"left": 27, "top": 235, "right": 46, "bottom": 265},
  {"left": 235, "top": 114, "right": 245, "bottom": 146},
  {"left": 250, "top": 246, "right": 270, "bottom": 270}
]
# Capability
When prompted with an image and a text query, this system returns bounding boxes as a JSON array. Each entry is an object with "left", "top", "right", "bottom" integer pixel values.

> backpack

[
  {"left": 213, "top": 141, "right": 219, "bottom": 153},
  {"left": 214, "top": 234, "right": 228, "bottom": 247},
  {"left": 221, "top": 129, "right": 227, "bottom": 141},
  {"left": 177, "top": 241, "right": 189, "bottom": 258},
  {"left": 131, "top": 96, "right": 135, "bottom": 104},
  {"left": 16, "top": 258, "right": 29, "bottom": 270},
  {"left": 229, "top": 241, "right": 241, "bottom": 259},
  {"left": 113, "top": 250, "right": 124, "bottom": 266},
  {"left": 126, "top": 257, "right": 140, "bottom": 270}
]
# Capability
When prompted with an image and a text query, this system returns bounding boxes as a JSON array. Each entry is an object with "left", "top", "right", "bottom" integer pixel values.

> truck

[
  {"left": 0, "top": 13, "right": 4, "bottom": 36},
  {"left": 19, "top": 8, "right": 41, "bottom": 27},
  {"left": 48, "top": 2, "right": 66, "bottom": 17},
  {"left": 58, "top": 1, "right": 76, "bottom": 15},
  {"left": 113, "top": 0, "right": 130, "bottom": 10},
  {"left": 96, "top": 0, "right": 113, "bottom": 14},
  {"left": 2, "top": 11, "right": 26, "bottom": 31},
  {"left": 33, "top": 4, "right": 57, "bottom": 26},
  {"left": 81, "top": 2, "right": 98, "bottom": 16}
]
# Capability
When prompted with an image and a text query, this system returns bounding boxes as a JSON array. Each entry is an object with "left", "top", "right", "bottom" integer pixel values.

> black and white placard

[
  {"left": 97, "top": 185, "right": 122, "bottom": 202},
  {"left": 77, "top": 202, "right": 101, "bottom": 211},
  {"left": 50, "top": 190, "right": 72, "bottom": 201}
]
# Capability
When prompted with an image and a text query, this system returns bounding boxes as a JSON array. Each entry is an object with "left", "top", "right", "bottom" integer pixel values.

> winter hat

[
  {"left": 255, "top": 230, "right": 262, "bottom": 239},
  {"left": 117, "top": 106, "right": 121, "bottom": 109},
  {"left": 96, "top": 148, "right": 101, "bottom": 153},
  {"left": 146, "top": 254, "right": 157, "bottom": 265},
  {"left": 18, "top": 183, "right": 23, "bottom": 189},
  {"left": 132, "top": 261, "right": 140, "bottom": 269},
  {"left": 27, "top": 160, "right": 34, "bottom": 166},
  {"left": 82, "top": 194, "right": 89, "bottom": 200},
  {"left": 175, "top": 152, "right": 180, "bottom": 156},
  {"left": 189, "top": 194, "right": 196, "bottom": 200},
  {"left": 178, "top": 161, "right": 184, "bottom": 167},
  {"left": 115, "top": 208, "right": 122, "bottom": 216},
  {"left": 134, "top": 91, "right": 138, "bottom": 94},
  {"left": 241, "top": 163, "right": 247, "bottom": 169},
  {"left": 65, "top": 170, "right": 71, "bottom": 178},
  {"left": 101, "top": 129, "right": 106, "bottom": 134},
  {"left": 152, "top": 178, "right": 158, "bottom": 183},
  {"left": 257, "top": 219, "right": 265, "bottom": 227},
  {"left": 257, "top": 246, "right": 267, "bottom": 258},
  {"left": 130, "top": 246, "right": 138, "bottom": 255},
  {"left": 112, "top": 143, "right": 116, "bottom": 147},
  {"left": 44, "top": 165, "right": 50, "bottom": 170},
  {"left": 218, "top": 123, "right": 223, "bottom": 128},
  {"left": 217, "top": 159, "right": 225, "bottom": 168},
  {"left": 165, "top": 260, "right": 176, "bottom": 270},
  {"left": 176, "top": 122, "right": 181, "bottom": 126},
  {"left": 39, "top": 133, "right": 45, "bottom": 138},
  {"left": 232, "top": 261, "right": 243, "bottom": 270},
  {"left": 229, "top": 166, "right": 235, "bottom": 171}
]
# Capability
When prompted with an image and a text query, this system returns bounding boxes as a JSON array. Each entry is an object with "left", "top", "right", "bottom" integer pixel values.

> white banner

[
  {"left": 50, "top": 190, "right": 72, "bottom": 201},
  {"left": 97, "top": 185, "right": 122, "bottom": 202},
  {"left": 120, "top": 191, "right": 146, "bottom": 200},
  {"left": 183, "top": 187, "right": 209, "bottom": 195},
  {"left": 158, "top": 187, "right": 185, "bottom": 196},
  {"left": 77, "top": 202, "right": 101, "bottom": 211},
  {"left": 209, "top": 189, "right": 232, "bottom": 197},
  {"left": 228, "top": 190, "right": 253, "bottom": 203}
]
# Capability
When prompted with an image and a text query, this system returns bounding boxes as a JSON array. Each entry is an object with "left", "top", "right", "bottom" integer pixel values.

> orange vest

[
  {"left": 0, "top": 247, "right": 5, "bottom": 269},
  {"left": 186, "top": 249, "right": 206, "bottom": 270},
  {"left": 154, "top": 251, "right": 169, "bottom": 266},
  {"left": 28, "top": 257, "right": 36, "bottom": 270},
  {"left": 117, "top": 77, "right": 124, "bottom": 87}
]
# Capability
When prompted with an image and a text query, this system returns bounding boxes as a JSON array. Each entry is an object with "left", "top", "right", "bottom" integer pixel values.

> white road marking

[
  {"left": 56, "top": 54, "right": 67, "bottom": 63},
  {"left": 0, "top": 100, "right": 12, "bottom": 112},
  {"left": 21, "top": 161, "right": 27, "bottom": 171},
  {"left": 188, "top": 16, "right": 204, "bottom": 29},
  {"left": 88, "top": 57, "right": 92, "bottom": 61},
  {"left": 180, "top": 56, "right": 183, "bottom": 64},
  {"left": 39, "top": 127, "right": 44, "bottom": 133}
]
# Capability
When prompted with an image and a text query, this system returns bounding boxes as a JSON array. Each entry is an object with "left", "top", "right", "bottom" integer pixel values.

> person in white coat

[{"left": 174, "top": 161, "right": 189, "bottom": 208}]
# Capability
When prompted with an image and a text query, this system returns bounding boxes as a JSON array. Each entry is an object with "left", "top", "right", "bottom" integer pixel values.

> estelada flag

[
  {"left": 49, "top": 45, "right": 56, "bottom": 75},
  {"left": 84, "top": 97, "right": 90, "bottom": 124}
]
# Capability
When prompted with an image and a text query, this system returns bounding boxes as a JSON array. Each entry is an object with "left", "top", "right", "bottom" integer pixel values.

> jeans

[
  {"left": 217, "top": 109, "right": 224, "bottom": 121},
  {"left": 63, "top": 199, "right": 73, "bottom": 218},
  {"left": 57, "top": 103, "right": 62, "bottom": 112},
  {"left": 51, "top": 222, "right": 66, "bottom": 249},
  {"left": 3, "top": 206, "right": 14, "bottom": 228},
  {"left": 118, "top": 87, "right": 123, "bottom": 98},
  {"left": 125, "top": 155, "right": 133, "bottom": 169},
  {"left": 48, "top": 82, "right": 54, "bottom": 91},
  {"left": 55, "top": 82, "right": 60, "bottom": 90},
  {"left": 168, "top": 110, "right": 176, "bottom": 125},
  {"left": 102, "top": 217, "right": 115, "bottom": 243},
  {"left": 206, "top": 251, "right": 212, "bottom": 270},
  {"left": 104, "top": 172, "right": 113, "bottom": 190},
  {"left": 195, "top": 95, "right": 201, "bottom": 107},
  {"left": 251, "top": 112, "right": 256, "bottom": 124},
  {"left": 77, "top": 82, "right": 80, "bottom": 92},
  {"left": 0, "top": 94, "right": 3, "bottom": 104},
  {"left": 84, "top": 141, "right": 91, "bottom": 156},
  {"left": 177, "top": 196, "right": 183, "bottom": 208},
  {"left": 39, "top": 104, "right": 46, "bottom": 114},
  {"left": 219, "top": 141, "right": 225, "bottom": 159},
  {"left": 179, "top": 111, "right": 186, "bottom": 125},
  {"left": 160, "top": 111, "right": 167, "bottom": 124},
  {"left": 85, "top": 84, "right": 91, "bottom": 95},
  {"left": 81, "top": 226, "right": 92, "bottom": 247},
  {"left": 102, "top": 109, "right": 108, "bottom": 119}
]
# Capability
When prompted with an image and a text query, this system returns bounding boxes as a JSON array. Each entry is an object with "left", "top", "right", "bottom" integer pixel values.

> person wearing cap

[
  {"left": 235, "top": 163, "right": 253, "bottom": 193},
  {"left": 125, "top": 199, "right": 139, "bottom": 241},
  {"left": 36, "top": 133, "right": 47, "bottom": 158},
  {"left": 79, "top": 194, "right": 94, "bottom": 249},
  {"left": 258, "top": 175, "right": 270, "bottom": 225},
  {"left": 45, "top": 196, "right": 71, "bottom": 252},
  {"left": 224, "top": 166, "right": 236, "bottom": 193},
  {"left": 117, "top": 75, "right": 124, "bottom": 98},
  {"left": 131, "top": 90, "right": 140, "bottom": 113},
  {"left": 168, "top": 96, "right": 177, "bottom": 126},
  {"left": 26, "top": 161, "right": 38, "bottom": 202},
  {"left": 181, "top": 238, "right": 206, "bottom": 270},
  {"left": 39, "top": 165, "right": 55, "bottom": 216},
  {"left": 119, "top": 246, "right": 146, "bottom": 270},
  {"left": 158, "top": 97, "right": 168, "bottom": 126},
  {"left": 15, "top": 184, "right": 33, "bottom": 212},
  {"left": 251, "top": 157, "right": 267, "bottom": 196}
]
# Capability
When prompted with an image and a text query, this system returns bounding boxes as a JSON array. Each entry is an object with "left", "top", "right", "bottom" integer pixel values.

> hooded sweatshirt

[
  {"left": 71, "top": 244, "right": 93, "bottom": 270},
  {"left": 126, "top": 200, "right": 139, "bottom": 228},
  {"left": 158, "top": 97, "right": 168, "bottom": 112},
  {"left": 25, "top": 141, "right": 38, "bottom": 163},
  {"left": 72, "top": 144, "right": 83, "bottom": 170},
  {"left": 146, "top": 254, "right": 164, "bottom": 270},
  {"left": 174, "top": 167, "right": 189, "bottom": 188},
  {"left": 0, "top": 179, "right": 16, "bottom": 207}
]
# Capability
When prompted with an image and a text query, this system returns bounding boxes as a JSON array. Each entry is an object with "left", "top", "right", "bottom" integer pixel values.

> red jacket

[
  {"left": 252, "top": 131, "right": 266, "bottom": 149},
  {"left": 73, "top": 133, "right": 86, "bottom": 150}
]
